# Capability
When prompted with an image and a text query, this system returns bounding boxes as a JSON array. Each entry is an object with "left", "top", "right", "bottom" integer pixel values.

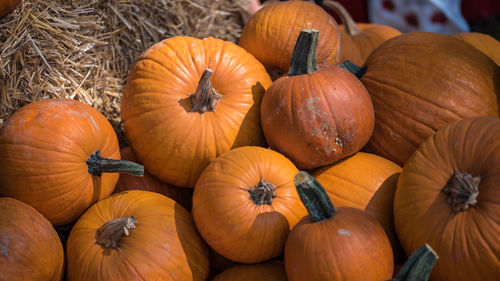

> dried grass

[{"left": 0, "top": 0, "right": 249, "bottom": 143}]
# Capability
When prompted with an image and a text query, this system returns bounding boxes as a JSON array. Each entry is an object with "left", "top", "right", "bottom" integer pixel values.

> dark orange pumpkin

[
  {"left": 261, "top": 29, "right": 374, "bottom": 170},
  {"left": 452, "top": 32, "right": 500, "bottom": 66},
  {"left": 361, "top": 32, "right": 500, "bottom": 166},
  {"left": 285, "top": 171, "right": 394, "bottom": 281},
  {"left": 239, "top": 0, "right": 341, "bottom": 79},
  {"left": 192, "top": 146, "right": 307, "bottom": 263},
  {"left": 0, "top": 98, "right": 143, "bottom": 225},
  {"left": 122, "top": 36, "right": 272, "bottom": 188},
  {"left": 66, "top": 190, "right": 209, "bottom": 281},
  {"left": 394, "top": 116, "right": 500, "bottom": 281},
  {"left": 114, "top": 147, "right": 193, "bottom": 210},
  {"left": 0, "top": 0, "right": 21, "bottom": 18},
  {"left": 212, "top": 261, "right": 287, "bottom": 281},
  {"left": 0, "top": 197, "right": 64, "bottom": 281}
]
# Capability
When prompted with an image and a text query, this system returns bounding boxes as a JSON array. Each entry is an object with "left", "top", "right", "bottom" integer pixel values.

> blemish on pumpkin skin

[
  {"left": 0, "top": 232, "right": 11, "bottom": 257},
  {"left": 338, "top": 229, "right": 351, "bottom": 236}
]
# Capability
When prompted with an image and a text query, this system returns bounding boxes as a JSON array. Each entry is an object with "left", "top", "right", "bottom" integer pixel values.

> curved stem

[
  {"left": 190, "top": 68, "right": 221, "bottom": 113},
  {"left": 95, "top": 216, "right": 137, "bottom": 249},
  {"left": 394, "top": 244, "right": 438, "bottom": 281},
  {"left": 294, "top": 171, "right": 335, "bottom": 222},
  {"left": 289, "top": 29, "right": 319, "bottom": 76},
  {"left": 442, "top": 170, "right": 480, "bottom": 213},
  {"left": 87, "top": 151, "right": 144, "bottom": 177},
  {"left": 248, "top": 178, "right": 277, "bottom": 205},
  {"left": 339, "top": 60, "right": 367, "bottom": 79},
  {"left": 323, "top": 0, "right": 361, "bottom": 36}
]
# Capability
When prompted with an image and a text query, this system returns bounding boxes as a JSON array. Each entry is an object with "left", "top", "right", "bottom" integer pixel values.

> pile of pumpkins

[{"left": 1, "top": 1, "right": 499, "bottom": 280}]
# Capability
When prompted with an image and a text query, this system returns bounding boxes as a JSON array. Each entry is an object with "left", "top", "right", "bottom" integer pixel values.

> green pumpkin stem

[
  {"left": 87, "top": 150, "right": 144, "bottom": 177},
  {"left": 95, "top": 216, "right": 137, "bottom": 249},
  {"left": 294, "top": 171, "right": 335, "bottom": 222},
  {"left": 289, "top": 29, "right": 319, "bottom": 76},
  {"left": 339, "top": 60, "right": 367, "bottom": 79},
  {"left": 190, "top": 68, "right": 221, "bottom": 113},
  {"left": 394, "top": 244, "right": 439, "bottom": 281},
  {"left": 248, "top": 178, "right": 277, "bottom": 205},
  {"left": 442, "top": 170, "right": 481, "bottom": 213},
  {"left": 323, "top": 1, "right": 361, "bottom": 36}
]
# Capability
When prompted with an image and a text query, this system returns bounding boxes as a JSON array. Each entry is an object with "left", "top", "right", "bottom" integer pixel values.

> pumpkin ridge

[{"left": 369, "top": 108, "right": 421, "bottom": 148}]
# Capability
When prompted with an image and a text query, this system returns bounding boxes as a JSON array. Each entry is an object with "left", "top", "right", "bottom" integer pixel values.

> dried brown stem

[{"left": 95, "top": 216, "right": 137, "bottom": 249}]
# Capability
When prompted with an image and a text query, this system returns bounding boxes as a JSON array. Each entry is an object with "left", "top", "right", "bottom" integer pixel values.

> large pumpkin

[
  {"left": 261, "top": 29, "right": 374, "bottom": 170},
  {"left": 394, "top": 116, "right": 500, "bottom": 281},
  {"left": 212, "top": 262, "right": 287, "bottom": 281},
  {"left": 0, "top": 197, "right": 64, "bottom": 281},
  {"left": 312, "top": 152, "right": 405, "bottom": 263},
  {"left": 452, "top": 32, "right": 500, "bottom": 66},
  {"left": 0, "top": 98, "right": 143, "bottom": 225},
  {"left": 66, "top": 190, "right": 209, "bottom": 281},
  {"left": 122, "top": 36, "right": 272, "bottom": 188},
  {"left": 361, "top": 32, "right": 500, "bottom": 166},
  {"left": 285, "top": 172, "right": 394, "bottom": 281},
  {"left": 192, "top": 146, "right": 307, "bottom": 263},
  {"left": 239, "top": 0, "right": 341, "bottom": 79}
]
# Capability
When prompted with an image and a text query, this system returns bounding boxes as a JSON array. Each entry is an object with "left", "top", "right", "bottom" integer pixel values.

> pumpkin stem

[
  {"left": 323, "top": 1, "right": 361, "bottom": 36},
  {"left": 190, "top": 68, "right": 221, "bottom": 113},
  {"left": 248, "top": 178, "right": 277, "bottom": 205},
  {"left": 87, "top": 151, "right": 144, "bottom": 177},
  {"left": 95, "top": 216, "right": 137, "bottom": 249},
  {"left": 289, "top": 29, "right": 319, "bottom": 76},
  {"left": 394, "top": 244, "right": 438, "bottom": 281},
  {"left": 442, "top": 170, "right": 481, "bottom": 213},
  {"left": 339, "top": 60, "right": 367, "bottom": 79},
  {"left": 294, "top": 171, "right": 335, "bottom": 222}
]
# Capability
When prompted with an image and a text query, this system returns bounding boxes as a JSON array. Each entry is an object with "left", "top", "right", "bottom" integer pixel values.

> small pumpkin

[
  {"left": 0, "top": 197, "right": 64, "bottom": 281},
  {"left": 212, "top": 261, "right": 287, "bottom": 281},
  {"left": 239, "top": 0, "right": 341, "bottom": 79},
  {"left": 192, "top": 146, "right": 307, "bottom": 263},
  {"left": 394, "top": 116, "right": 500, "bottom": 281},
  {"left": 0, "top": 98, "right": 143, "bottom": 225},
  {"left": 261, "top": 29, "right": 374, "bottom": 170},
  {"left": 0, "top": 0, "right": 21, "bottom": 18},
  {"left": 452, "top": 32, "right": 500, "bottom": 66},
  {"left": 324, "top": 0, "right": 401, "bottom": 64},
  {"left": 66, "top": 190, "right": 209, "bottom": 281},
  {"left": 284, "top": 171, "right": 394, "bottom": 281},
  {"left": 361, "top": 32, "right": 500, "bottom": 166},
  {"left": 122, "top": 36, "right": 272, "bottom": 188},
  {"left": 114, "top": 147, "right": 193, "bottom": 210}
]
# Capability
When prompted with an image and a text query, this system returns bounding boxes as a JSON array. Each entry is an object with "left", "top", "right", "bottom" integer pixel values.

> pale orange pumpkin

[{"left": 452, "top": 32, "right": 500, "bottom": 66}]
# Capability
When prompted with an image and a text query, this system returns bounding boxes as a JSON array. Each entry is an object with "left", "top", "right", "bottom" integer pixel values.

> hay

[{"left": 0, "top": 0, "right": 249, "bottom": 144}]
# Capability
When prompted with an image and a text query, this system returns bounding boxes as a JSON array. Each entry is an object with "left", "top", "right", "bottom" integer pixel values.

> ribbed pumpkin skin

[
  {"left": 284, "top": 206, "right": 394, "bottom": 281},
  {"left": 192, "top": 146, "right": 307, "bottom": 263},
  {"left": 0, "top": 98, "right": 120, "bottom": 225},
  {"left": 0, "top": 198, "right": 64, "bottom": 281},
  {"left": 0, "top": 0, "right": 20, "bottom": 18},
  {"left": 67, "top": 190, "right": 209, "bottom": 281},
  {"left": 394, "top": 116, "right": 500, "bottom": 281},
  {"left": 452, "top": 32, "right": 500, "bottom": 66},
  {"left": 261, "top": 66, "right": 374, "bottom": 170},
  {"left": 239, "top": 1, "right": 341, "bottom": 78},
  {"left": 362, "top": 32, "right": 500, "bottom": 166},
  {"left": 114, "top": 147, "right": 193, "bottom": 210},
  {"left": 122, "top": 36, "right": 272, "bottom": 188},
  {"left": 312, "top": 152, "right": 404, "bottom": 262},
  {"left": 212, "top": 262, "right": 287, "bottom": 281}
]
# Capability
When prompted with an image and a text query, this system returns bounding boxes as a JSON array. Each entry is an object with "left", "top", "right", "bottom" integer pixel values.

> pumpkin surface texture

[
  {"left": 361, "top": 32, "right": 500, "bottom": 166},
  {"left": 66, "top": 190, "right": 209, "bottom": 281},
  {"left": 261, "top": 29, "right": 374, "bottom": 170},
  {"left": 239, "top": 0, "right": 341, "bottom": 79},
  {"left": 0, "top": 197, "right": 64, "bottom": 281},
  {"left": 192, "top": 146, "right": 307, "bottom": 263},
  {"left": 121, "top": 36, "right": 272, "bottom": 188},
  {"left": 452, "top": 32, "right": 500, "bottom": 66},
  {"left": 0, "top": 98, "right": 143, "bottom": 225},
  {"left": 212, "top": 261, "right": 287, "bottom": 281},
  {"left": 394, "top": 116, "right": 500, "bottom": 281}
]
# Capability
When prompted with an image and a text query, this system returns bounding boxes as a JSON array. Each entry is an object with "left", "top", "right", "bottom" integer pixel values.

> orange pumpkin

[
  {"left": 114, "top": 147, "right": 193, "bottom": 210},
  {"left": 452, "top": 32, "right": 500, "bottom": 66},
  {"left": 0, "top": 98, "right": 143, "bottom": 225},
  {"left": 0, "top": 0, "right": 21, "bottom": 18},
  {"left": 212, "top": 262, "right": 287, "bottom": 281},
  {"left": 66, "top": 190, "right": 209, "bottom": 281},
  {"left": 239, "top": 0, "right": 341, "bottom": 80},
  {"left": 192, "top": 146, "right": 307, "bottom": 263},
  {"left": 324, "top": 0, "right": 401, "bottom": 64},
  {"left": 312, "top": 152, "right": 405, "bottom": 263},
  {"left": 0, "top": 197, "right": 64, "bottom": 281},
  {"left": 361, "top": 32, "right": 500, "bottom": 166},
  {"left": 394, "top": 116, "right": 500, "bottom": 281},
  {"left": 261, "top": 29, "right": 374, "bottom": 170},
  {"left": 285, "top": 171, "right": 394, "bottom": 281},
  {"left": 122, "top": 36, "right": 272, "bottom": 188}
]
